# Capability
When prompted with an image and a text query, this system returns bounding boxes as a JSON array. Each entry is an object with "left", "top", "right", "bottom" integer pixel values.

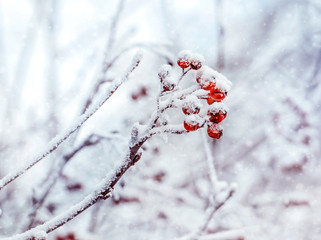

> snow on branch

[
  {"left": 149, "top": 124, "right": 188, "bottom": 136},
  {"left": 176, "top": 187, "right": 236, "bottom": 240},
  {"left": 0, "top": 52, "right": 142, "bottom": 192},
  {"left": 1, "top": 51, "right": 233, "bottom": 239},
  {"left": 3, "top": 132, "right": 148, "bottom": 240},
  {"left": 198, "top": 229, "right": 245, "bottom": 240}
]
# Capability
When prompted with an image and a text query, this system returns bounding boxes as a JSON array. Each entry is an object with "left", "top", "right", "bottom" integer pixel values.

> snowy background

[{"left": 0, "top": 0, "right": 321, "bottom": 239}]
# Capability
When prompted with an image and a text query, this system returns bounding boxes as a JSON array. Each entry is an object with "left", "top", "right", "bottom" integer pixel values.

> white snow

[
  {"left": 178, "top": 50, "right": 205, "bottom": 64},
  {"left": 178, "top": 50, "right": 193, "bottom": 60},
  {"left": 32, "top": 231, "right": 47, "bottom": 240},
  {"left": 196, "top": 66, "right": 232, "bottom": 92},
  {"left": 190, "top": 53, "right": 205, "bottom": 64},
  {"left": 158, "top": 64, "right": 172, "bottom": 79},
  {"left": 184, "top": 114, "right": 204, "bottom": 125},
  {"left": 207, "top": 102, "right": 229, "bottom": 114},
  {"left": 164, "top": 76, "right": 176, "bottom": 86},
  {"left": 182, "top": 94, "right": 202, "bottom": 108}
]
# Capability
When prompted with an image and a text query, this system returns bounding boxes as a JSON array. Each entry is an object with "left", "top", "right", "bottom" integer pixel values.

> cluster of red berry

[
  {"left": 177, "top": 51, "right": 203, "bottom": 70},
  {"left": 177, "top": 51, "right": 231, "bottom": 139}
]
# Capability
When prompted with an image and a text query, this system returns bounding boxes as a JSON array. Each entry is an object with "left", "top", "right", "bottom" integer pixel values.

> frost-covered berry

[
  {"left": 162, "top": 76, "right": 176, "bottom": 92},
  {"left": 196, "top": 76, "right": 216, "bottom": 91},
  {"left": 182, "top": 95, "right": 202, "bottom": 115},
  {"left": 207, "top": 103, "right": 228, "bottom": 123},
  {"left": 163, "top": 82, "right": 175, "bottom": 92},
  {"left": 177, "top": 50, "right": 192, "bottom": 69},
  {"left": 197, "top": 78, "right": 216, "bottom": 91},
  {"left": 158, "top": 64, "right": 172, "bottom": 80},
  {"left": 184, "top": 114, "right": 203, "bottom": 132},
  {"left": 190, "top": 60, "right": 202, "bottom": 70},
  {"left": 208, "top": 110, "right": 227, "bottom": 123},
  {"left": 196, "top": 66, "right": 232, "bottom": 93},
  {"left": 207, "top": 90, "right": 226, "bottom": 104},
  {"left": 190, "top": 53, "right": 204, "bottom": 70},
  {"left": 182, "top": 102, "right": 200, "bottom": 115},
  {"left": 177, "top": 59, "right": 190, "bottom": 69},
  {"left": 184, "top": 121, "right": 200, "bottom": 132},
  {"left": 196, "top": 68, "right": 217, "bottom": 90},
  {"left": 207, "top": 123, "right": 223, "bottom": 139}
]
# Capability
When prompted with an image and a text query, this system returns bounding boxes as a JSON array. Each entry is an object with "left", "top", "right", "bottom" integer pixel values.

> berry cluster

[
  {"left": 177, "top": 51, "right": 231, "bottom": 139},
  {"left": 177, "top": 51, "right": 203, "bottom": 70}
]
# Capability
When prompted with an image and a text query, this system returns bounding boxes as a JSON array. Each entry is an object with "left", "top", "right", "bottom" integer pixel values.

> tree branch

[
  {"left": 26, "top": 134, "right": 106, "bottom": 230},
  {"left": 3, "top": 128, "right": 148, "bottom": 240},
  {"left": 176, "top": 188, "right": 235, "bottom": 240},
  {"left": 0, "top": 53, "right": 142, "bottom": 192}
]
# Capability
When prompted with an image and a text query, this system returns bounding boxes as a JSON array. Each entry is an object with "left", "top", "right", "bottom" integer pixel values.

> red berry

[
  {"left": 207, "top": 95, "right": 215, "bottom": 105},
  {"left": 207, "top": 123, "right": 223, "bottom": 139},
  {"left": 207, "top": 90, "right": 225, "bottom": 104},
  {"left": 182, "top": 103, "right": 200, "bottom": 115},
  {"left": 163, "top": 84, "right": 174, "bottom": 92},
  {"left": 177, "top": 59, "right": 190, "bottom": 69},
  {"left": 196, "top": 76, "right": 216, "bottom": 90},
  {"left": 208, "top": 110, "right": 227, "bottom": 123},
  {"left": 184, "top": 121, "right": 200, "bottom": 132},
  {"left": 190, "top": 60, "right": 202, "bottom": 70},
  {"left": 162, "top": 81, "right": 175, "bottom": 92},
  {"left": 212, "top": 91, "right": 225, "bottom": 101}
]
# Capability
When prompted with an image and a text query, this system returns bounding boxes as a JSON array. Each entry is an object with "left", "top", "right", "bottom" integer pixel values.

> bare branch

[
  {"left": 149, "top": 124, "right": 187, "bottom": 136},
  {"left": 102, "top": 0, "right": 126, "bottom": 68},
  {"left": 177, "top": 68, "right": 192, "bottom": 86},
  {"left": 82, "top": 0, "right": 127, "bottom": 114},
  {"left": 198, "top": 189, "right": 234, "bottom": 235},
  {"left": 26, "top": 134, "right": 104, "bottom": 230},
  {"left": 177, "top": 188, "right": 235, "bottom": 240},
  {"left": 198, "top": 229, "right": 245, "bottom": 240},
  {"left": 0, "top": 53, "right": 142, "bottom": 191},
  {"left": 201, "top": 129, "right": 219, "bottom": 192},
  {"left": 3, "top": 83, "right": 203, "bottom": 238},
  {"left": 4, "top": 129, "right": 148, "bottom": 240}
]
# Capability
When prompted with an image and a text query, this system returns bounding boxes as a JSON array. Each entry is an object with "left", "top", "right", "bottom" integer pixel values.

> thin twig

[
  {"left": 149, "top": 124, "right": 187, "bottom": 136},
  {"left": 102, "top": 0, "right": 126, "bottom": 69},
  {"left": 0, "top": 53, "right": 142, "bottom": 192},
  {"left": 26, "top": 134, "right": 103, "bottom": 229},
  {"left": 201, "top": 129, "right": 219, "bottom": 192},
  {"left": 179, "top": 189, "right": 235, "bottom": 240},
  {"left": 28, "top": 2, "right": 129, "bottom": 222},
  {"left": 199, "top": 190, "right": 234, "bottom": 234},
  {"left": 82, "top": 0, "right": 126, "bottom": 114},
  {"left": 2, "top": 145, "right": 143, "bottom": 239},
  {"left": 177, "top": 68, "right": 191, "bottom": 86},
  {"left": 3, "top": 112, "right": 156, "bottom": 239}
]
